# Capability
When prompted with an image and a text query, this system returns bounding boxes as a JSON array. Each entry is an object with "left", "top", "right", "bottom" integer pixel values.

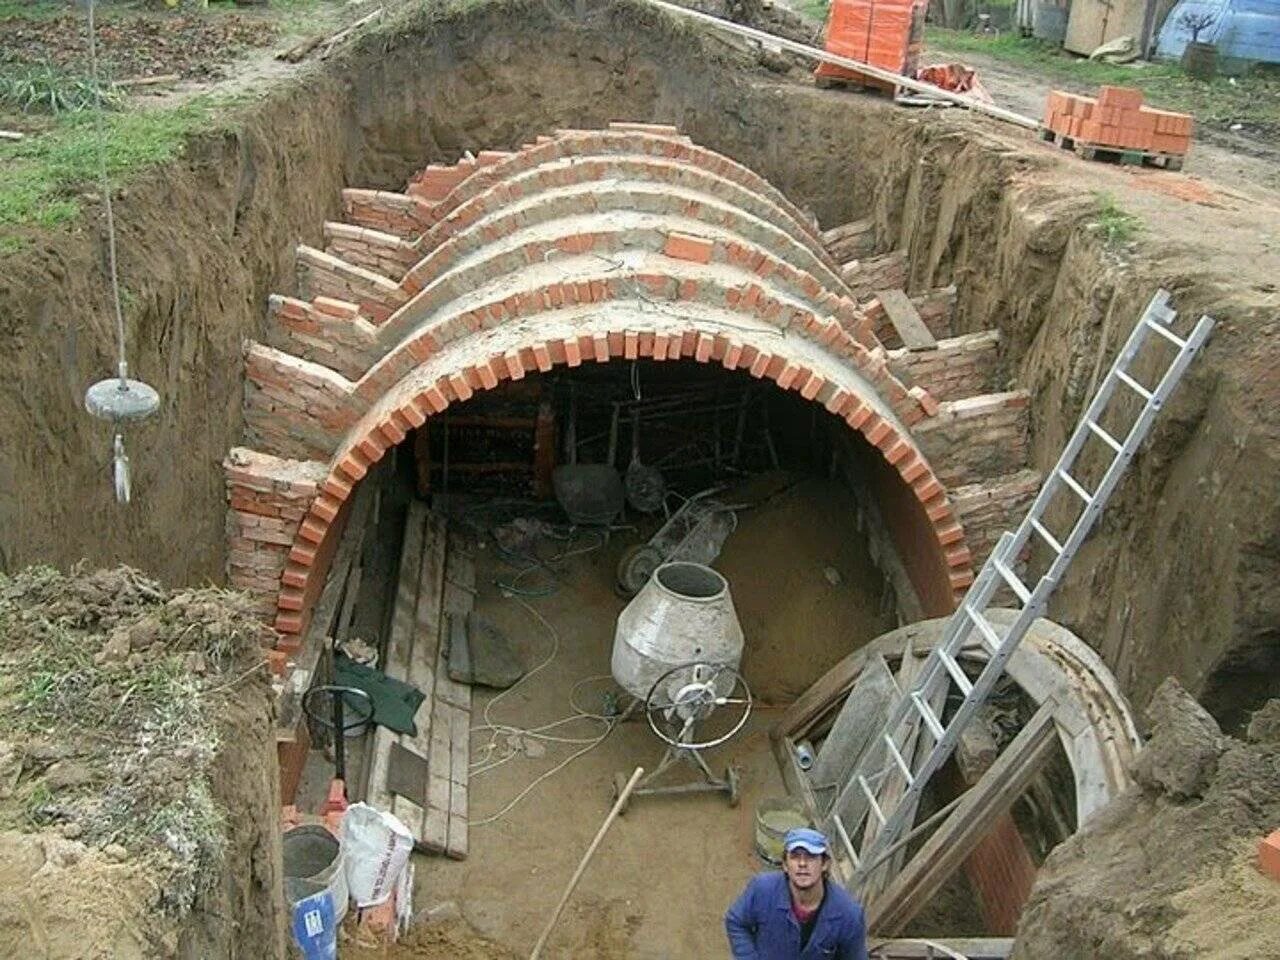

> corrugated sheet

[{"left": 1157, "top": 0, "right": 1280, "bottom": 63}]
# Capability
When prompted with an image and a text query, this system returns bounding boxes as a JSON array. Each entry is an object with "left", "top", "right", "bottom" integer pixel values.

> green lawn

[
  {"left": 0, "top": 100, "right": 219, "bottom": 231},
  {"left": 926, "top": 28, "right": 1280, "bottom": 133}
]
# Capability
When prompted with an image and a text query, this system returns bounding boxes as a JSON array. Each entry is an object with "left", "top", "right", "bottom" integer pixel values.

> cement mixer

[{"left": 609, "top": 562, "right": 753, "bottom": 810}]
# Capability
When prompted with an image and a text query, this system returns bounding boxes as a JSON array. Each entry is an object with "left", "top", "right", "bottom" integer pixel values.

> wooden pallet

[
  {"left": 366, "top": 503, "right": 473, "bottom": 859},
  {"left": 1037, "top": 125, "right": 1185, "bottom": 171}
]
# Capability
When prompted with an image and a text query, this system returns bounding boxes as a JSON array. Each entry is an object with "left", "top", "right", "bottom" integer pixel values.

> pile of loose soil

[
  {"left": 345, "top": 918, "right": 518, "bottom": 959},
  {"left": 0, "top": 10, "right": 279, "bottom": 81},
  {"left": 0, "top": 564, "right": 282, "bottom": 959},
  {"left": 1011, "top": 679, "right": 1280, "bottom": 960},
  {"left": 717, "top": 474, "right": 897, "bottom": 703}
]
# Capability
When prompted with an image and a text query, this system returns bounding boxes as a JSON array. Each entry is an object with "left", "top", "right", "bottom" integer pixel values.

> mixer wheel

[{"left": 726, "top": 766, "right": 740, "bottom": 808}]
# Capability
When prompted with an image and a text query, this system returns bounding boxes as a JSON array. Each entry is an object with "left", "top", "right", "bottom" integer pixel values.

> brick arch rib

[{"left": 271, "top": 327, "right": 971, "bottom": 641}]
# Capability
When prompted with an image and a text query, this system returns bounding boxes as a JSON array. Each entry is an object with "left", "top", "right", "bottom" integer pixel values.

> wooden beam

[
  {"left": 869, "top": 938, "right": 1015, "bottom": 959},
  {"left": 876, "top": 288, "right": 938, "bottom": 351},
  {"left": 866, "top": 702, "right": 1058, "bottom": 935},
  {"left": 642, "top": 0, "right": 1041, "bottom": 130}
]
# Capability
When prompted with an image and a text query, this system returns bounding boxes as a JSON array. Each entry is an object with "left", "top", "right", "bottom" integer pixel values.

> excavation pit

[{"left": 0, "top": 0, "right": 1278, "bottom": 956}]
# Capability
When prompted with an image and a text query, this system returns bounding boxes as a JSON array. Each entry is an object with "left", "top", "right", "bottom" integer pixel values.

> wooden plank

[
  {"left": 445, "top": 700, "right": 470, "bottom": 859},
  {"left": 365, "top": 502, "right": 427, "bottom": 817},
  {"left": 867, "top": 703, "right": 1058, "bottom": 934},
  {"left": 394, "top": 510, "right": 447, "bottom": 845},
  {"left": 809, "top": 655, "right": 896, "bottom": 810},
  {"left": 869, "top": 938, "right": 1015, "bottom": 959},
  {"left": 642, "top": 0, "right": 1041, "bottom": 130},
  {"left": 876, "top": 288, "right": 937, "bottom": 352}
]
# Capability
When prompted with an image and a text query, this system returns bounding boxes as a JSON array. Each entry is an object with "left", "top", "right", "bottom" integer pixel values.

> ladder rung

[
  {"left": 964, "top": 604, "right": 1003, "bottom": 654},
  {"left": 993, "top": 556, "right": 1032, "bottom": 604},
  {"left": 1115, "top": 369, "right": 1154, "bottom": 401},
  {"left": 1029, "top": 518, "right": 1064, "bottom": 555},
  {"left": 858, "top": 776, "right": 887, "bottom": 824},
  {"left": 1143, "top": 315, "right": 1188, "bottom": 349},
  {"left": 937, "top": 649, "right": 974, "bottom": 696},
  {"left": 883, "top": 733, "right": 914, "bottom": 784},
  {"left": 831, "top": 814, "right": 861, "bottom": 867},
  {"left": 1086, "top": 419, "right": 1124, "bottom": 454},
  {"left": 911, "top": 692, "right": 945, "bottom": 741},
  {"left": 1058, "top": 469, "right": 1095, "bottom": 506}
]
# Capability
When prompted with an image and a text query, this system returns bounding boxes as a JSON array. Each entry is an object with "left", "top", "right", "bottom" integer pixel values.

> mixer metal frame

[{"left": 613, "top": 661, "right": 752, "bottom": 813}]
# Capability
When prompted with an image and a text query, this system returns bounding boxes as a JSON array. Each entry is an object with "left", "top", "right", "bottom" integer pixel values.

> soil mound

[
  {"left": 1012, "top": 679, "right": 1280, "bottom": 960},
  {"left": 0, "top": 565, "right": 283, "bottom": 959}
]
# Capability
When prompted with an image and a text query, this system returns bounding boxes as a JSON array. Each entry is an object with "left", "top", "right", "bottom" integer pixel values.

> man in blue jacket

[{"left": 725, "top": 827, "right": 868, "bottom": 959}]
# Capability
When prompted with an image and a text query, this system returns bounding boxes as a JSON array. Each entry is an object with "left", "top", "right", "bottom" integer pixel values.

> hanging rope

[
  {"left": 80, "top": 0, "right": 159, "bottom": 504},
  {"left": 86, "top": 0, "right": 129, "bottom": 386}
]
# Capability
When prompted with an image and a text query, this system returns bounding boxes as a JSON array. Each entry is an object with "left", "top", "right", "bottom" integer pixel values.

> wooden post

[{"left": 529, "top": 767, "right": 645, "bottom": 960}]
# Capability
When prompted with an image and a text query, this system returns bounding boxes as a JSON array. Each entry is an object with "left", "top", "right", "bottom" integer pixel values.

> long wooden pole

[
  {"left": 528, "top": 766, "right": 645, "bottom": 960},
  {"left": 641, "top": 0, "right": 1041, "bottom": 130}
]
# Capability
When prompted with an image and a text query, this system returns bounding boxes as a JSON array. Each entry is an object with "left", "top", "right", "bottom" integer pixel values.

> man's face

[{"left": 783, "top": 847, "right": 828, "bottom": 891}]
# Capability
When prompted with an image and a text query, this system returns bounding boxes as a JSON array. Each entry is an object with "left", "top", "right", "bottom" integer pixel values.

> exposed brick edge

[
  {"left": 265, "top": 328, "right": 972, "bottom": 636},
  {"left": 402, "top": 151, "right": 838, "bottom": 279},
  {"left": 358, "top": 265, "right": 926, "bottom": 430},
  {"left": 341, "top": 188, "right": 433, "bottom": 238},
  {"left": 413, "top": 127, "right": 824, "bottom": 249},
  {"left": 397, "top": 178, "right": 847, "bottom": 301}
]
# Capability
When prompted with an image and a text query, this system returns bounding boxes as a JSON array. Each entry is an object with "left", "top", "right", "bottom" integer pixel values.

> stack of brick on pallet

[{"left": 1044, "top": 85, "right": 1194, "bottom": 156}]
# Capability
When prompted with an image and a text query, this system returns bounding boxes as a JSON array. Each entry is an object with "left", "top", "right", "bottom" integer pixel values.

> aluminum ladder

[{"left": 827, "top": 289, "right": 1215, "bottom": 893}]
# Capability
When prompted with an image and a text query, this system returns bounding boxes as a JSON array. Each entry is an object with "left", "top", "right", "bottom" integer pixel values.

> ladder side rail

[
  {"left": 1001, "top": 301, "right": 1166, "bottom": 561},
  {"left": 851, "top": 586, "right": 1055, "bottom": 891},
  {"left": 1036, "top": 313, "right": 1215, "bottom": 589},
  {"left": 823, "top": 535, "right": 1015, "bottom": 848}
]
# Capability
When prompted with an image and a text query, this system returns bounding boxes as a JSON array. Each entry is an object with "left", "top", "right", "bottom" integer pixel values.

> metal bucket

[
  {"left": 754, "top": 798, "right": 810, "bottom": 865},
  {"left": 283, "top": 825, "right": 349, "bottom": 925}
]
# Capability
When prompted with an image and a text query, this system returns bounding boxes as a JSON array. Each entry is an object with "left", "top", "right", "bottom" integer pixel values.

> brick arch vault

[{"left": 223, "top": 123, "right": 975, "bottom": 665}]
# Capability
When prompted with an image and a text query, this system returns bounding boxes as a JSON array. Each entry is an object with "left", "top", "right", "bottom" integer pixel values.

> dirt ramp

[
  {"left": 1012, "top": 679, "right": 1280, "bottom": 960},
  {"left": 0, "top": 566, "right": 284, "bottom": 960}
]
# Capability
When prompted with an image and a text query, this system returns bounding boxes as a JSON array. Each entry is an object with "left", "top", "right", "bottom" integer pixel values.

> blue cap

[{"left": 783, "top": 827, "right": 829, "bottom": 856}]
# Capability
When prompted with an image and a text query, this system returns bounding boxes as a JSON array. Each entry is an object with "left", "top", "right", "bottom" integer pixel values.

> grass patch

[
  {"left": 794, "top": 0, "right": 830, "bottom": 21},
  {"left": 0, "top": 98, "right": 218, "bottom": 229},
  {"left": 0, "top": 0, "right": 65, "bottom": 19},
  {"left": 925, "top": 28, "right": 1280, "bottom": 134},
  {"left": 1092, "top": 192, "right": 1140, "bottom": 247}
]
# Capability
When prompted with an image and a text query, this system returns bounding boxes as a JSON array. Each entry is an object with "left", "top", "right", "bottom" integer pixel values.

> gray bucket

[{"left": 283, "top": 825, "right": 349, "bottom": 924}]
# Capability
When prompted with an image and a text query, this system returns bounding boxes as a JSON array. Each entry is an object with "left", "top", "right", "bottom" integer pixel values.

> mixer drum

[{"left": 611, "top": 561, "right": 744, "bottom": 702}]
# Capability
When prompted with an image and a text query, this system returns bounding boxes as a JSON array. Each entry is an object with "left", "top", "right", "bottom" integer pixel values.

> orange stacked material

[
  {"left": 1043, "top": 86, "right": 1194, "bottom": 157},
  {"left": 815, "top": 0, "right": 928, "bottom": 93}
]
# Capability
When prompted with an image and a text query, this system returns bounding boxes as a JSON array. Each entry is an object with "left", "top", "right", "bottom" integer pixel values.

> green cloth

[{"left": 333, "top": 655, "right": 425, "bottom": 736}]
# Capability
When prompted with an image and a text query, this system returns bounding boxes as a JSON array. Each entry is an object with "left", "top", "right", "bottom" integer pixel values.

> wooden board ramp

[
  {"left": 875, "top": 288, "right": 937, "bottom": 352},
  {"left": 365, "top": 502, "right": 474, "bottom": 859}
]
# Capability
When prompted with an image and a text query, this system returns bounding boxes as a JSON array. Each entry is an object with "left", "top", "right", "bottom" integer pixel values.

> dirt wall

[
  {"left": 0, "top": 0, "right": 1274, "bottom": 721},
  {"left": 0, "top": 79, "right": 354, "bottom": 585}
]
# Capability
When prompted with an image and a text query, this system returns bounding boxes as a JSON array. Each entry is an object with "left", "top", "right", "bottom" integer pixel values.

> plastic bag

[
  {"left": 291, "top": 890, "right": 338, "bottom": 960},
  {"left": 341, "top": 802, "right": 415, "bottom": 908}
]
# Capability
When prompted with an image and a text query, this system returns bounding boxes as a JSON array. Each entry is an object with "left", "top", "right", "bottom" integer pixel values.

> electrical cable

[{"left": 469, "top": 596, "right": 622, "bottom": 827}]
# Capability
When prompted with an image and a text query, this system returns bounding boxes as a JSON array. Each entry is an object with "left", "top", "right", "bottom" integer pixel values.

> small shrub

[{"left": 1093, "top": 192, "right": 1141, "bottom": 247}]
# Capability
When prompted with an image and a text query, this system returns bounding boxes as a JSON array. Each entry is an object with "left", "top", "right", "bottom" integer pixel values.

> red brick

[
  {"left": 663, "top": 232, "right": 714, "bottom": 264},
  {"left": 1097, "top": 85, "right": 1143, "bottom": 110},
  {"left": 1260, "top": 831, "right": 1280, "bottom": 882}
]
